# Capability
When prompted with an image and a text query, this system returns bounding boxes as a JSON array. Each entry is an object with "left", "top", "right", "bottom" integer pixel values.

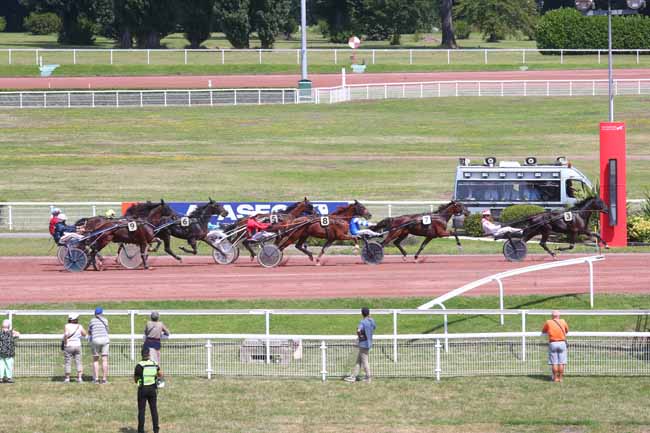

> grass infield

[{"left": 2, "top": 96, "right": 650, "bottom": 202}]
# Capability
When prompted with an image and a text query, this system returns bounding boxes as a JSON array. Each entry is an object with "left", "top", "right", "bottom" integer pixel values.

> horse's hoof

[
  {"left": 402, "top": 256, "right": 407, "bottom": 262},
  {"left": 315, "top": 261, "right": 321, "bottom": 266}
]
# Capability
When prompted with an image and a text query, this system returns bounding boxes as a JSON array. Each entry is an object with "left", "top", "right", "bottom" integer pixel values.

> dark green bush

[
  {"left": 0, "top": 17, "right": 6, "bottom": 32},
  {"left": 24, "top": 12, "right": 61, "bottom": 35},
  {"left": 500, "top": 204, "right": 545, "bottom": 225},
  {"left": 454, "top": 20, "right": 471, "bottom": 40},
  {"left": 463, "top": 213, "right": 484, "bottom": 237},
  {"left": 536, "top": 8, "right": 650, "bottom": 51}
]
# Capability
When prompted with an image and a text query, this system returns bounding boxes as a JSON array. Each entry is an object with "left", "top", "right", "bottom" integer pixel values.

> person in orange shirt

[{"left": 541, "top": 310, "right": 569, "bottom": 382}]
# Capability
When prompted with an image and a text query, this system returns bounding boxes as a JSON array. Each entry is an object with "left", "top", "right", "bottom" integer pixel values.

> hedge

[
  {"left": 24, "top": 12, "right": 61, "bottom": 35},
  {"left": 0, "top": 17, "right": 6, "bottom": 33},
  {"left": 628, "top": 216, "right": 650, "bottom": 243},
  {"left": 536, "top": 8, "right": 650, "bottom": 50},
  {"left": 463, "top": 213, "right": 484, "bottom": 237},
  {"left": 500, "top": 204, "right": 546, "bottom": 225}
]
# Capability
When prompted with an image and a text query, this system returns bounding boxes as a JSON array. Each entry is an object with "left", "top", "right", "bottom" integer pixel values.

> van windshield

[{"left": 456, "top": 180, "right": 561, "bottom": 202}]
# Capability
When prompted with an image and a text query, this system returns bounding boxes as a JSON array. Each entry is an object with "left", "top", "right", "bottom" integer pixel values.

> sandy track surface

[{"left": 0, "top": 254, "right": 647, "bottom": 305}]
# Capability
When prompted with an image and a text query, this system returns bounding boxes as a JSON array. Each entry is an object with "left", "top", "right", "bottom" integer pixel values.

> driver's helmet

[
  {"left": 51, "top": 207, "right": 61, "bottom": 216},
  {"left": 58, "top": 213, "right": 67, "bottom": 221},
  {"left": 481, "top": 210, "right": 491, "bottom": 217},
  {"left": 105, "top": 209, "right": 116, "bottom": 218}
]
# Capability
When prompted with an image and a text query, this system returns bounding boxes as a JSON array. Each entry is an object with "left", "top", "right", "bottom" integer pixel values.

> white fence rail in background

[
  {"left": 3, "top": 48, "right": 650, "bottom": 66},
  {"left": 0, "top": 200, "right": 643, "bottom": 232},
  {"left": 0, "top": 88, "right": 298, "bottom": 109},
  {"left": 315, "top": 79, "right": 650, "bottom": 104},
  {"left": 9, "top": 331, "right": 650, "bottom": 381}
]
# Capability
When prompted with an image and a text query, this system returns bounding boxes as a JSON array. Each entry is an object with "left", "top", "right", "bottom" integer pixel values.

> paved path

[{"left": 2, "top": 69, "right": 650, "bottom": 90}]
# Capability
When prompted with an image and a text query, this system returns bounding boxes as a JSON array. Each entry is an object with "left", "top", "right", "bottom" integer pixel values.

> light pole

[
  {"left": 575, "top": 0, "right": 646, "bottom": 121},
  {"left": 298, "top": 0, "right": 312, "bottom": 100}
]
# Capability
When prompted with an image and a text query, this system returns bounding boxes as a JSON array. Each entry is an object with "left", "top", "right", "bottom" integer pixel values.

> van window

[
  {"left": 566, "top": 179, "right": 588, "bottom": 198},
  {"left": 456, "top": 181, "right": 561, "bottom": 202}
]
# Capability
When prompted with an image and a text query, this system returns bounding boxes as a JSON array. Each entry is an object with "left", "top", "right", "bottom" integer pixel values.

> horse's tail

[{"left": 374, "top": 217, "right": 393, "bottom": 232}]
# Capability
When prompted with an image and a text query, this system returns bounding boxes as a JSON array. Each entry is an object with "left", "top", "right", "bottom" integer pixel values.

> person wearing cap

[
  {"left": 49, "top": 208, "right": 61, "bottom": 236},
  {"left": 63, "top": 313, "right": 87, "bottom": 383},
  {"left": 481, "top": 210, "right": 523, "bottom": 238},
  {"left": 344, "top": 307, "right": 376, "bottom": 383},
  {"left": 134, "top": 347, "right": 163, "bottom": 433},
  {"left": 0, "top": 319, "right": 20, "bottom": 383},
  {"left": 53, "top": 213, "right": 78, "bottom": 244},
  {"left": 143, "top": 312, "right": 170, "bottom": 364},
  {"left": 88, "top": 307, "right": 110, "bottom": 384}
]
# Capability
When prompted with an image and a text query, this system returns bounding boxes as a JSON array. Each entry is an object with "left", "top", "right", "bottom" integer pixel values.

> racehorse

[
  {"left": 85, "top": 219, "right": 156, "bottom": 270},
  {"left": 272, "top": 200, "right": 371, "bottom": 265},
  {"left": 220, "top": 198, "right": 317, "bottom": 261},
  {"left": 516, "top": 196, "right": 609, "bottom": 258},
  {"left": 374, "top": 201, "right": 470, "bottom": 261}
]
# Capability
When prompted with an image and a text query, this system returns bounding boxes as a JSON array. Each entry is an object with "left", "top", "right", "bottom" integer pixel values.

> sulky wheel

[
  {"left": 361, "top": 241, "right": 384, "bottom": 265},
  {"left": 118, "top": 243, "right": 144, "bottom": 269},
  {"left": 212, "top": 239, "right": 239, "bottom": 265},
  {"left": 257, "top": 244, "right": 283, "bottom": 268},
  {"left": 56, "top": 246, "right": 68, "bottom": 265},
  {"left": 503, "top": 239, "right": 528, "bottom": 262},
  {"left": 63, "top": 247, "right": 88, "bottom": 272}
]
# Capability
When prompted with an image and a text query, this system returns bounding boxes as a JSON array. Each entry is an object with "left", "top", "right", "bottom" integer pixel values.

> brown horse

[
  {"left": 273, "top": 200, "right": 371, "bottom": 265},
  {"left": 517, "top": 196, "right": 609, "bottom": 258},
  {"left": 84, "top": 219, "right": 156, "bottom": 270},
  {"left": 375, "top": 201, "right": 469, "bottom": 261}
]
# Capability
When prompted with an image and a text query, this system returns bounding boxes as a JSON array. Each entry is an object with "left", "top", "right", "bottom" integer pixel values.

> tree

[
  {"left": 180, "top": 0, "right": 216, "bottom": 48},
  {"left": 349, "top": 0, "right": 431, "bottom": 45},
  {"left": 250, "top": 0, "right": 291, "bottom": 48},
  {"left": 439, "top": 0, "right": 457, "bottom": 48},
  {"left": 455, "top": 0, "right": 538, "bottom": 42},
  {"left": 1, "top": 0, "right": 30, "bottom": 31},
  {"left": 313, "top": 0, "right": 354, "bottom": 42},
  {"left": 215, "top": 0, "right": 252, "bottom": 48},
  {"left": 19, "top": 0, "right": 107, "bottom": 44}
]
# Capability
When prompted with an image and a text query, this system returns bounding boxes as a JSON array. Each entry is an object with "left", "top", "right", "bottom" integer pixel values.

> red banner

[{"left": 599, "top": 122, "right": 627, "bottom": 247}]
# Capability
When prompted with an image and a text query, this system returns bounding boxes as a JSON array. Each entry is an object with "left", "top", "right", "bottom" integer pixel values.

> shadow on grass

[{"left": 119, "top": 428, "right": 138, "bottom": 433}]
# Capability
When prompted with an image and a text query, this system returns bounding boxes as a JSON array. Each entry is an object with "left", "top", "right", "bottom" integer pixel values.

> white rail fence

[
  {"left": 314, "top": 79, "right": 650, "bottom": 104},
  {"left": 1, "top": 200, "right": 644, "bottom": 232},
  {"left": 0, "top": 88, "right": 298, "bottom": 109},
  {"left": 3, "top": 48, "right": 650, "bottom": 66},
  {"left": 9, "top": 331, "right": 650, "bottom": 381}
]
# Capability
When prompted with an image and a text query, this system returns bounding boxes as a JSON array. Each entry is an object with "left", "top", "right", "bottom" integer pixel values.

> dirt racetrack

[{"left": 0, "top": 253, "right": 648, "bottom": 305}]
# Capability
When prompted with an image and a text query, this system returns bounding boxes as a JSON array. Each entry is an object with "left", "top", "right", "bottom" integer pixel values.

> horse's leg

[
  {"left": 242, "top": 240, "right": 257, "bottom": 261},
  {"left": 316, "top": 239, "right": 334, "bottom": 265},
  {"left": 393, "top": 233, "right": 409, "bottom": 261},
  {"left": 148, "top": 237, "right": 162, "bottom": 252},
  {"left": 538, "top": 231, "right": 556, "bottom": 258},
  {"left": 453, "top": 229, "right": 463, "bottom": 250},
  {"left": 589, "top": 231, "right": 609, "bottom": 251},
  {"left": 414, "top": 237, "right": 433, "bottom": 261},
  {"left": 162, "top": 234, "right": 182, "bottom": 261},
  {"left": 295, "top": 234, "right": 314, "bottom": 261},
  {"left": 140, "top": 242, "right": 149, "bottom": 270}
]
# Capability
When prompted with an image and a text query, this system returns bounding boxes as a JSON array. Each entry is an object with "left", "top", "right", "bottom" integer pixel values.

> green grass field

[{"left": 2, "top": 96, "right": 649, "bottom": 202}]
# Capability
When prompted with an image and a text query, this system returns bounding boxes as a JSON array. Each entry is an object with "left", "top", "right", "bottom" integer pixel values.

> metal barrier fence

[
  {"left": 11, "top": 332, "right": 650, "bottom": 380},
  {"left": 314, "top": 79, "right": 650, "bottom": 104},
  {"left": 3, "top": 48, "right": 650, "bottom": 67},
  {"left": 0, "top": 88, "right": 298, "bottom": 109},
  {"left": 1, "top": 200, "right": 644, "bottom": 232}
]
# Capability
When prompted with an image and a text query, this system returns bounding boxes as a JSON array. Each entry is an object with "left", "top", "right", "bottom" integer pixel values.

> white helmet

[
  {"left": 58, "top": 213, "right": 67, "bottom": 221},
  {"left": 481, "top": 210, "right": 491, "bottom": 217}
]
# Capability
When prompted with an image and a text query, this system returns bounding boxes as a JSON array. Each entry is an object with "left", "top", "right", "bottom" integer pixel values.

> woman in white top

[{"left": 63, "top": 313, "right": 87, "bottom": 383}]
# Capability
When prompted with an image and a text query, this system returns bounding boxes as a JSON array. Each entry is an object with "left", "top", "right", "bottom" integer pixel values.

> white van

[{"left": 453, "top": 156, "right": 593, "bottom": 215}]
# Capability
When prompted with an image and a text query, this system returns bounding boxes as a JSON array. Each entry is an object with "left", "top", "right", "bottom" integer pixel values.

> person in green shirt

[{"left": 134, "top": 347, "right": 163, "bottom": 433}]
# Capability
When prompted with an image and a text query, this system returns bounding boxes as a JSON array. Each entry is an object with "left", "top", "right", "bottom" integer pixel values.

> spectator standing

[
  {"left": 143, "top": 312, "right": 170, "bottom": 364},
  {"left": 88, "top": 306, "right": 110, "bottom": 384},
  {"left": 134, "top": 347, "right": 163, "bottom": 433},
  {"left": 542, "top": 310, "right": 569, "bottom": 382},
  {"left": 344, "top": 307, "right": 376, "bottom": 383},
  {"left": 0, "top": 319, "right": 20, "bottom": 383},
  {"left": 63, "top": 313, "right": 87, "bottom": 383}
]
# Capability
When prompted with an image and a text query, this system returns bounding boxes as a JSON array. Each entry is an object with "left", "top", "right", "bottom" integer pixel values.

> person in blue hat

[{"left": 88, "top": 306, "right": 110, "bottom": 384}]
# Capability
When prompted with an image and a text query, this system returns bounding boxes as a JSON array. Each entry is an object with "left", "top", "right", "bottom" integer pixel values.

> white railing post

[
  {"left": 258, "top": 49, "right": 262, "bottom": 65},
  {"left": 265, "top": 310, "right": 271, "bottom": 364},
  {"left": 598, "top": 50, "right": 601, "bottom": 64},
  {"left": 438, "top": 82, "right": 441, "bottom": 97},
  {"left": 116, "top": 91, "right": 119, "bottom": 108},
  {"left": 8, "top": 49, "right": 11, "bottom": 65},
  {"left": 497, "top": 278, "right": 504, "bottom": 326},
  {"left": 639, "top": 80, "right": 641, "bottom": 95},
  {"left": 455, "top": 82, "right": 458, "bottom": 97},
  {"left": 35, "top": 49, "right": 39, "bottom": 65},
  {"left": 43, "top": 92, "right": 46, "bottom": 108},
  {"left": 372, "top": 49, "right": 376, "bottom": 65},
  {"left": 20, "top": 92, "right": 23, "bottom": 109},
  {"left": 402, "top": 84, "right": 405, "bottom": 98},
  {"left": 73, "top": 49, "right": 77, "bottom": 65},
  {"left": 521, "top": 310, "right": 527, "bottom": 362},
  {"left": 570, "top": 81, "right": 573, "bottom": 97},
  {"left": 447, "top": 49, "right": 450, "bottom": 65},
  {"left": 560, "top": 49, "right": 564, "bottom": 65},
  {"left": 110, "top": 49, "right": 113, "bottom": 65},
  {"left": 593, "top": 80, "right": 596, "bottom": 96},
  {"left": 140, "top": 91, "right": 143, "bottom": 108},
  {"left": 281, "top": 89, "right": 285, "bottom": 105},
  {"left": 546, "top": 81, "right": 550, "bottom": 97},
  {"left": 484, "top": 49, "right": 488, "bottom": 64},
  {"left": 221, "top": 49, "right": 225, "bottom": 65},
  {"left": 8, "top": 205, "right": 13, "bottom": 231},
  {"left": 334, "top": 49, "right": 337, "bottom": 65},
  {"left": 130, "top": 310, "right": 136, "bottom": 361},
  {"left": 409, "top": 49, "right": 413, "bottom": 65},
  {"left": 478, "top": 81, "right": 481, "bottom": 97},
  {"left": 210, "top": 90, "right": 214, "bottom": 107},
  {"left": 296, "top": 49, "right": 299, "bottom": 65},
  {"left": 164, "top": 91, "right": 167, "bottom": 107},
  {"left": 392, "top": 310, "right": 398, "bottom": 363},
  {"left": 637, "top": 50, "right": 640, "bottom": 65},
  {"left": 522, "top": 49, "right": 525, "bottom": 64},
  {"left": 435, "top": 339, "right": 442, "bottom": 381},
  {"left": 67, "top": 92, "right": 71, "bottom": 108},
  {"left": 384, "top": 84, "right": 387, "bottom": 99},
  {"left": 147, "top": 49, "right": 150, "bottom": 65},
  {"left": 320, "top": 341, "right": 327, "bottom": 381},
  {"left": 205, "top": 339, "right": 213, "bottom": 379},
  {"left": 501, "top": 82, "right": 504, "bottom": 97},
  {"left": 92, "top": 91, "right": 95, "bottom": 108},
  {"left": 234, "top": 89, "right": 237, "bottom": 106},
  {"left": 420, "top": 83, "right": 423, "bottom": 98},
  {"left": 524, "top": 81, "right": 527, "bottom": 97},
  {"left": 184, "top": 49, "right": 188, "bottom": 65},
  {"left": 258, "top": 89, "right": 261, "bottom": 105},
  {"left": 443, "top": 312, "right": 448, "bottom": 352},
  {"left": 588, "top": 259, "right": 595, "bottom": 308},
  {"left": 388, "top": 204, "right": 392, "bottom": 217},
  {"left": 92, "top": 205, "right": 97, "bottom": 217}
]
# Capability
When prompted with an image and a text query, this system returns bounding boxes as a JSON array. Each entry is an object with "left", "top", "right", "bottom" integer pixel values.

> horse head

[
  {"left": 590, "top": 196, "right": 609, "bottom": 214},
  {"left": 206, "top": 201, "right": 228, "bottom": 218},
  {"left": 451, "top": 200, "right": 470, "bottom": 217},
  {"left": 353, "top": 200, "right": 371, "bottom": 219}
]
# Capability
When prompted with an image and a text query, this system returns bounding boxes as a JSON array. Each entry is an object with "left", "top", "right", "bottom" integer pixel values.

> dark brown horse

[
  {"left": 272, "top": 200, "right": 371, "bottom": 265},
  {"left": 517, "top": 196, "right": 609, "bottom": 258},
  {"left": 374, "top": 201, "right": 469, "bottom": 261},
  {"left": 84, "top": 219, "right": 156, "bottom": 270}
]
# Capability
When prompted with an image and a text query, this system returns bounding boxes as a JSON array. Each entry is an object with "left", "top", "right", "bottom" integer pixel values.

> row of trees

[{"left": 2, "top": 0, "right": 647, "bottom": 49}]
